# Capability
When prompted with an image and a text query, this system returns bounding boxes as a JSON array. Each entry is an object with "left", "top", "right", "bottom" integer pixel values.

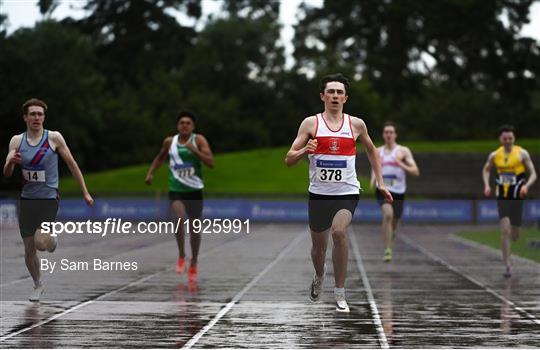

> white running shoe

[
  {"left": 309, "top": 264, "right": 326, "bottom": 302},
  {"left": 48, "top": 235, "right": 58, "bottom": 253},
  {"left": 29, "top": 284, "right": 44, "bottom": 302},
  {"left": 334, "top": 289, "right": 350, "bottom": 313}
]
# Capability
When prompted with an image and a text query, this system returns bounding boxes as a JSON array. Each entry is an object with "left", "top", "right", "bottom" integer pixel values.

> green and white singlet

[{"left": 168, "top": 133, "right": 204, "bottom": 192}]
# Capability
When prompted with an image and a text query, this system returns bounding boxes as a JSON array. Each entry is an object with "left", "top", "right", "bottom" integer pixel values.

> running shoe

[
  {"left": 188, "top": 265, "right": 198, "bottom": 282},
  {"left": 176, "top": 257, "right": 186, "bottom": 274},
  {"left": 334, "top": 289, "right": 350, "bottom": 313},
  {"left": 309, "top": 264, "right": 326, "bottom": 302},
  {"left": 29, "top": 284, "right": 44, "bottom": 302},
  {"left": 383, "top": 248, "right": 392, "bottom": 262},
  {"left": 48, "top": 235, "right": 57, "bottom": 253}
]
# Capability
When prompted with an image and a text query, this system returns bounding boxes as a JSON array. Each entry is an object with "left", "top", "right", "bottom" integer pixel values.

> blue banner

[
  {"left": 57, "top": 199, "right": 94, "bottom": 220},
  {"left": 94, "top": 199, "right": 168, "bottom": 220},
  {"left": 477, "top": 200, "right": 540, "bottom": 222},
  {"left": 1, "top": 199, "right": 539, "bottom": 223},
  {"left": 402, "top": 200, "right": 472, "bottom": 222}
]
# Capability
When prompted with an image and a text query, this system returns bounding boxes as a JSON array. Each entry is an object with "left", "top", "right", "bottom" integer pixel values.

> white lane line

[
  {"left": 0, "top": 235, "right": 244, "bottom": 341},
  {"left": 0, "top": 277, "right": 31, "bottom": 288},
  {"left": 350, "top": 231, "right": 390, "bottom": 350},
  {"left": 399, "top": 233, "right": 540, "bottom": 326},
  {"left": 182, "top": 231, "right": 305, "bottom": 349}
]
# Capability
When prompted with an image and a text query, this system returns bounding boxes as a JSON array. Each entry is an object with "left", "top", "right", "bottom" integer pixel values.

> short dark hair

[
  {"left": 320, "top": 73, "right": 350, "bottom": 95},
  {"left": 498, "top": 124, "right": 515, "bottom": 136},
  {"left": 383, "top": 121, "right": 397, "bottom": 132},
  {"left": 177, "top": 110, "right": 196, "bottom": 124},
  {"left": 22, "top": 98, "right": 47, "bottom": 115}
]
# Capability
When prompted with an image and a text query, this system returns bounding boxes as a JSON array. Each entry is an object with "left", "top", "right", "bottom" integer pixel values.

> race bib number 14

[{"left": 23, "top": 169, "right": 46, "bottom": 182}]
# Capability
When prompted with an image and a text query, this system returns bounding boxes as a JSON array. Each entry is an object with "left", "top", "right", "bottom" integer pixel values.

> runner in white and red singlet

[{"left": 286, "top": 73, "right": 392, "bottom": 312}]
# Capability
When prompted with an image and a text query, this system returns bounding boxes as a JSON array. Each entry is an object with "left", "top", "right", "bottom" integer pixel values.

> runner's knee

[{"left": 331, "top": 228, "right": 346, "bottom": 241}]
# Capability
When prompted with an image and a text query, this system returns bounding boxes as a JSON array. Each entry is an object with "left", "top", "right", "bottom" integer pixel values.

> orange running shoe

[
  {"left": 188, "top": 265, "right": 197, "bottom": 282},
  {"left": 176, "top": 257, "right": 186, "bottom": 274}
]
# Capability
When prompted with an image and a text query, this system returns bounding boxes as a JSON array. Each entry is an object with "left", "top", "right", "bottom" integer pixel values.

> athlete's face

[
  {"left": 499, "top": 131, "right": 515, "bottom": 148},
  {"left": 383, "top": 126, "right": 397, "bottom": 144},
  {"left": 23, "top": 106, "right": 45, "bottom": 131},
  {"left": 177, "top": 116, "right": 195, "bottom": 136},
  {"left": 320, "top": 81, "right": 348, "bottom": 112}
]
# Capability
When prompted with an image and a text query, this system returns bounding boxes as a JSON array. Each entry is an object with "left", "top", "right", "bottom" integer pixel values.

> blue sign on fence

[
  {"left": 402, "top": 200, "right": 472, "bottom": 222},
  {"left": 1, "top": 198, "right": 538, "bottom": 223}
]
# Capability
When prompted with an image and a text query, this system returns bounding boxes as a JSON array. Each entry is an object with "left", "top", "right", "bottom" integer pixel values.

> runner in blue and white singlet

[
  {"left": 4, "top": 98, "right": 94, "bottom": 302},
  {"left": 19, "top": 129, "right": 59, "bottom": 199}
]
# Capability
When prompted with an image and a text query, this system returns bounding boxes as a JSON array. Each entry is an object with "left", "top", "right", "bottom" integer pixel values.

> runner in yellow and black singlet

[{"left": 482, "top": 124, "right": 537, "bottom": 278}]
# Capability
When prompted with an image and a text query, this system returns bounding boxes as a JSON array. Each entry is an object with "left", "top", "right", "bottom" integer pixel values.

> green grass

[
  {"left": 396, "top": 139, "right": 539, "bottom": 153},
  {"left": 457, "top": 228, "right": 540, "bottom": 263},
  {"left": 61, "top": 146, "right": 371, "bottom": 196}
]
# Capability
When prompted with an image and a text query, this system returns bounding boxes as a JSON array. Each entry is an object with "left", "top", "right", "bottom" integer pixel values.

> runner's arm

[
  {"left": 52, "top": 131, "right": 94, "bottom": 206},
  {"left": 189, "top": 135, "right": 214, "bottom": 168},
  {"left": 145, "top": 137, "right": 172, "bottom": 184},
  {"left": 3, "top": 135, "right": 22, "bottom": 177},
  {"left": 285, "top": 117, "right": 316, "bottom": 167},
  {"left": 369, "top": 147, "right": 380, "bottom": 189},
  {"left": 356, "top": 119, "right": 392, "bottom": 202},
  {"left": 520, "top": 149, "right": 537, "bottom": 197},
  {"left": 399, "top": 147, "right": 420, "bottom": 176},
  {"left": 482, "top": 152, "right": 495, "bottom": 197}
]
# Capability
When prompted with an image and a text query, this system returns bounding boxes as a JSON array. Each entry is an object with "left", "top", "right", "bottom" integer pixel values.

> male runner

[
  {"left": 145, "top": 111, "right": 214, "bottom": 282},
  {"left": 482, "top": 125, "right": 536, "bottom": 277},
  {"left": 370, "top": 122, "right": 419, "bottom": 262},
  {"left": 3, "top": 98, "right": 94, "bottom": 302},
  {"left": 286, "top": 73, "right": 392, "bottom": 312}
]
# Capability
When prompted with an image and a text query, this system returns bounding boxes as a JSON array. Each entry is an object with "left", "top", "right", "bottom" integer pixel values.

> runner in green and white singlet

[
  {"left": 146, "top": 111, "right": 214, "bottom": 282},
  {"left": 168, "top": 132, "right": 204, "bottom": 192}
]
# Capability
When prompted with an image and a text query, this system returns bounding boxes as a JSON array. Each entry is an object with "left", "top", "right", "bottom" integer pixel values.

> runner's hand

[
  {"left": 184, "top": 141, "right": 197, "bottom": 153},
  {"left": 378, "top": 186, "right": 393, "bottom": 203},
  {"left": 519, "top": 185, "right": 528, "bottom": 198},
  {"left": 305, "top": 139, "right": 318, "bottom": 153},
  {"left": 484, "top": 186, "right": 491, "bottom": 197},
  {"left": 9, "top": 151, "right": 22, "bottom": 165},
  {"left": 145, "top": 174, "right": 153, "bottom": 185},
  {"left": 84, "top": 193, "right": 94, "bottom": 207}
]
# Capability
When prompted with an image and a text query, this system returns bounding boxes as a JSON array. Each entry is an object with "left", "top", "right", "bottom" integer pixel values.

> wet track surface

[{"left": 1, "top": 223, "right": 539, "bottom": 348}]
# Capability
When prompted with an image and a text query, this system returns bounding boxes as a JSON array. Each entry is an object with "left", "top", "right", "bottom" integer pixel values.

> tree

[
  {"left": 294, "top": 0, "right": 540, "bottom": 105},
  {"left": 178, "top": 2, "right": 287, "bottom": 151},
  {"left": 0, "top": 20, "right": 105, "bottom": 179}
]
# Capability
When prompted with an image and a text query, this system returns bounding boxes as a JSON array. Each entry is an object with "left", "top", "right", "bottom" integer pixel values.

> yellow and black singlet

[{"left": 493, "top": 146, "right": 526, "bottom": 199}]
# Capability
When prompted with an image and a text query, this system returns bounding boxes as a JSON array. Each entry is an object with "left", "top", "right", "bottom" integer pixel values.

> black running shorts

[{"left": 308, "top": 192, "right": 359, "bottom": 232}]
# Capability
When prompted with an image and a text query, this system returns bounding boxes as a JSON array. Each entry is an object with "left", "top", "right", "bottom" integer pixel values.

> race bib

[
  {"left": 499, "top": 172, "right": 516, "bottom": 185},
  {"left": 174, "top": 163, "right": 195, "bottom": 178},
  {"left": 316, "top": 160, "right": 348, "bottom": 182},
  {"left": 382, "top": 174, "right": 397, "bottom": 188},
  {"left": 22, "top": 169, "right": 46, "bottom": 182}
]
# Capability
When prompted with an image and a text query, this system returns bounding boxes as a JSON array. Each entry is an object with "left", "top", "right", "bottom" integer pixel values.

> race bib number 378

[{"left": 316, "top": 160, "right": 347, "bottom": 182}]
